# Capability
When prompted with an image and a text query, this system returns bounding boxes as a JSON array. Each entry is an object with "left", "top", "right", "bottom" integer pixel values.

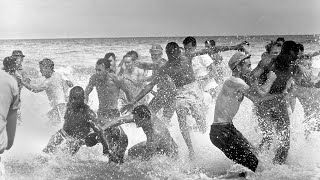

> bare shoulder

[{"left": 110, "top": 73, "right": 124, "bottom": 84}]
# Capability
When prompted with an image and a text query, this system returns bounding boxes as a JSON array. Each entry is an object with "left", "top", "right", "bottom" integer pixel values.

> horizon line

[{"left": 0, "top": 33, "right": 318, "bottom": 41}]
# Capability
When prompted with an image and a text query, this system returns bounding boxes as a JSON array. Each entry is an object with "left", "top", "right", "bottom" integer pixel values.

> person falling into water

[
  {"left": 121, "top": 41, "right": 247, "bottom": 159},
  {"left": 100, "top": 105, "right": 178, "bottom": 161},
  {"left": 21, "top": 58, "right": 73, "bottom": 126},
  {"left": 133, "top": 44, "right": 176, "bottom": 125},
  {"left": 210, "top": 52, "right": 278, "bottom": 179},
  {"left": 84, "top": 58, "right": 131, "bottom": 159}
]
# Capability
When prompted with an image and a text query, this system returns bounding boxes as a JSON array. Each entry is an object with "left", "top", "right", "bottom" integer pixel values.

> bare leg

[{"left": 176, "top": 107, "right": 195, "bottom": 160}]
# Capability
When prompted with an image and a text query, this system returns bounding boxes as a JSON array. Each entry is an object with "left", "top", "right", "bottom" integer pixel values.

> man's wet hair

[
  {"left": 69, "top": 86, "right": 85, "bottom": 101},
  {"left": 274, "top": 41, "right": 299, "bottom": 71},
  {"left": 104, "top": 52, "right": 116, "bottom": 60},
  {"left": 123, "top": 53, "right": 135, "bottom": 61},
  {"left": 39, "top": 58, "right": 54, "bottom": 70},
  {"left": 3, "top": 56, "right": 17, "bottom": 73},
  {"left": 276, "top": 37, "right": 285, "bottom": 43},
  {"left": 126, "top": 51, "right": 139, "bottom": 60},
  {"left": 183, "top": 36, "right": 197, "bottom": 47},
  {"left": 96, "top": 58, "right": 111, "bottom": 69},
  {"left": 265, "top": 41, "right": 281, "bottom": 53},
  {"left": 166, "top": 42, "right": 180, "bottom": 56},
  {"left": 132, "top": 105, "right": 151, "bottom": 120},
  {"left": 280, "top": 41, "right": 299, "bottom": 55},
  {"left": 205, "top": 40, "right": 216, "bottom": 47},
  {"left": 296, "top": 43, "right": 304, "bottom": 52}
]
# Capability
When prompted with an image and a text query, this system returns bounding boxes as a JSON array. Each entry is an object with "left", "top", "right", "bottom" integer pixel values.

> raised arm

[
  {"left": 186, "top": 42, "right": 247, "bottom": 59},
  {"left": 84, "top": 75, "right": 96, "bottom": 104},
  {"left": 121, "top": 72, "right": 161, "bottom": 113},
  {"left": 22, "top": 79, "right": 47, "bottom": 93},
  {"left": 309, "top": 50, "right": 320, "bottom": 58},
  {"left": 135, "top": 61, "right": 160, "bottom": 70},
  {"left": 99, "top": 114, "right": 135, "bottom": 131}
]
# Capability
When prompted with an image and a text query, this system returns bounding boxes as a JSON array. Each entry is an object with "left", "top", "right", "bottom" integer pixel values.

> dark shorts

[
  {"left": 209, "top": 123, "right": 258, "bottom": 172},
  {"left": 97, "top": 108, "right": 120, "bottom": 119},
  {"left": 87, "top": 108, "right": 128, "bottom": 163}
]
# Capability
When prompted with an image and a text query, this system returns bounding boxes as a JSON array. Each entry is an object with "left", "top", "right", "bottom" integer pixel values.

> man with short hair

[
  {"left": 0, "top": 70, "right": 21, "bottom": 177},
  {"left": 22, "top": 58, "right": 71, "bottom": 126},
  {"left": 84, "top": 58, "right": 132, "bottom": 158}
]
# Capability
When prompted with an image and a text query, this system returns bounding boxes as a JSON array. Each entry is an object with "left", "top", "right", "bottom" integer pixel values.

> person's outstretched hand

[{"left": 120, "top": 103, "right": 135, "bottom": 114}]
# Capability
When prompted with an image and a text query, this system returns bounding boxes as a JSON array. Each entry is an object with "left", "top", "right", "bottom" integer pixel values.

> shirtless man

[
  {"left": 22, "top": 58, "right": 72, "bottom": 126},
  {"left": 118, "top": 54, "right": 149, "bottom": 105},
  {"left": 84, "top": 58, "right": 131, "bottom": 158},
  {"left": 121, "top": 41, "right": 246, "bottom": 159},
  {"left": 210, "top": 52, "right": 277, "bottom": 179},
  {"left": 134, "top": 44, "right": 176, "bottom": 124},
  {"left": 101, "top": 105, "right": 178, "bottom": 160}
]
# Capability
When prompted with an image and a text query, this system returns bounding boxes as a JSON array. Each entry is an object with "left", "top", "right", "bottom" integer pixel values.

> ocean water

[{"left": 0, "top": 35, "right": 320, "bottom": 180}]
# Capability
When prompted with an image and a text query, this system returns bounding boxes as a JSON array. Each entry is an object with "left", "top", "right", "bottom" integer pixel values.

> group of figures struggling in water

[{"left": 1, "top": 36, "right": 320, "bottom": 178}]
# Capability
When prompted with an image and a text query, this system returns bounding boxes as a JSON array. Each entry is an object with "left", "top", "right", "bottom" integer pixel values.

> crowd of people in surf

[{"left": 1, "top": 36, "right": 320, "bottom": 178}]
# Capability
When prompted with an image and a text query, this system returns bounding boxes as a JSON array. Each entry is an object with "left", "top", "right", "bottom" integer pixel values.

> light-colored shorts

[
  {"left": 175, "top": 82, "right": 207, "bottom": 122},
  {"left": 47, "top": 103, "right": 67, "bottom": 126}
]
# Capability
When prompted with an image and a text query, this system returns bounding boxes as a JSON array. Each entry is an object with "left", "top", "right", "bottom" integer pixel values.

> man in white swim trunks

[{"left": 22, "top": 58, "right": 73, "bottom": 126}]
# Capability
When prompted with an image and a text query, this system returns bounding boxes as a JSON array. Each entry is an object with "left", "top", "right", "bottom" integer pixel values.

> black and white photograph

[{"left": 0, "top": 0, "right": 320, "bottom": 179}]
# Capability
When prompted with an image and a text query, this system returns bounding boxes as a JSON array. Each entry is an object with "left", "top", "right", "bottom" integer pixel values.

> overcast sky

[{"left": 0, "top": 0, "right": 319, "bottom": 39}]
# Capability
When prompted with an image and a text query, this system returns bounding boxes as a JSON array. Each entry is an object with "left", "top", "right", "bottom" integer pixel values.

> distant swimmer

[
  {"left": 43, "top": 86, "right": 105, "bottom": 155},
  {"left": 210, "top": 52, "right": 277, "bottom": 179},
  {"left": 0, "top": 69, "right": 21, "bottom": 178},
  {"left": 84, "top": 58, "right": 130, "bottom": 161},
  {"left": 100, "top": 105, "right": 178, "bottom": 161},
  {"left": 22, "top": 58, "right": 73, "bottom": 126},
  {"left": 121, "top": 41, "right": 247, "bottom": 159},
  {"left": 134, "top": 44, "right": 176, "bottom": 125}
]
